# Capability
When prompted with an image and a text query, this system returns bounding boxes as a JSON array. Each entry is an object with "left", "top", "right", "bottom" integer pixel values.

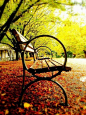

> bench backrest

[{"left": 11, "top": 29, "right": 34, "bottom": 52}]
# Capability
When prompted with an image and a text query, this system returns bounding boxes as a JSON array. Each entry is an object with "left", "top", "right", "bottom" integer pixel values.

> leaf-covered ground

[{"left": 0, "top": 58, "right": 86, "bottom": 115}]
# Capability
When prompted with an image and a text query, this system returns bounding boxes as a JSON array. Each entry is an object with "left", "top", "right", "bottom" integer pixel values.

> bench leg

[
  {"left": 21, "top": 52, "right": 26, "bottom": 89},
  {"left": 51, "top": 79, "right": 68, "bottom": 106},
  {"left": 18, "top": 78, "right": 68, "bottom": 107},
  {"left": 18, "top": 78, "right": 39, "bottom": 107},
  {"left": 22, "top": 69, "right": 25, "bottom": 89}
]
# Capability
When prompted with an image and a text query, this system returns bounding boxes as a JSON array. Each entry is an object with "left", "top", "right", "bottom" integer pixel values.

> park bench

[{"left": 10, "top": 29, "right": 71, "bottom": 107}]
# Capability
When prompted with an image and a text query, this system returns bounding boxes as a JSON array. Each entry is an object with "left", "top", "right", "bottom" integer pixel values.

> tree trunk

[
  {"left": 29, "top": 52, "right": 34, "bottom": 57},
  {"left": 83, "top": 50, "right": 86, "bottom": 58},
  {"left": 16, "top": 50, "right": 18, "bottom": 60},
  {"left": 85, "top": 53, "right": 86, "bottom": 58}
]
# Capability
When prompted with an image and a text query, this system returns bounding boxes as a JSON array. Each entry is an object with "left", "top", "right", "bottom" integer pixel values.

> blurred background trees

[{"left": 0, "top": 0, "right": 86, "bottom": 59}]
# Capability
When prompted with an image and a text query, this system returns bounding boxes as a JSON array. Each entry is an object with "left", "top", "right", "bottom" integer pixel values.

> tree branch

[
  {"left": 22, "top": 5, "right": 39, "bottom": 35},
  {"left": 12, "top": 0, "right": 40, "bottom": 23},
  {"left": 0, "top": 0, "right": 23, "bottom": 32},
  {"left": 5, "top": 34, "right": 13, "bottom": 44},
  {"left": 0, "top": 0, "right": 23, "bottom": 42},
  {"left": 0, "top": 0, "right": 9, "bottom": 19}
]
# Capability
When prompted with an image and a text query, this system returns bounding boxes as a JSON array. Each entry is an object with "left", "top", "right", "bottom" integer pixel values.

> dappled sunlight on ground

[{"left": 0, "top": 58, "right": 86, "bottom": 115}]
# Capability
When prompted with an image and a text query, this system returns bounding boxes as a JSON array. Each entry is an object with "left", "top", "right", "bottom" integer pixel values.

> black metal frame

[
  {"left": 18, "top": 35, "right": 69, "bottom": 107},
  {"left": 35, "top": 46, "right": 53, "bottom": 59}
]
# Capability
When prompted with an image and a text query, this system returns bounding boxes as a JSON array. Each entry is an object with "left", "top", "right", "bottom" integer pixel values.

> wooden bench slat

[
  {"left": 30, "top": 60, "right": 42, "bottom": 69},
  {"left": 11, "top": 29, "right": 34, "bottom": 52},
  {"left": 46, "top": 59, "right": 55, "bottom": 67},
  {"left": 37, "top": 60, "right": 43, "bottom": 69},
  {"left": 50, "top": 59, "right": 62, "bottom": 66},
  {"left": 42, "top": 60, "right": 48, "bottom": 68}
]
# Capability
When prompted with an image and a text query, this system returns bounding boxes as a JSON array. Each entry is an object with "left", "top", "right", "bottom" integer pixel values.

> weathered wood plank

[
  {"left": 42, "top": 60, "right": 48, "bottom": 68},
  {"left": 46, "top": 59, "right": 55, "bottom": 67},
  {"left": 11, "top": 29, "right": 34, "bottom": 52},
  {"left": 50, "top": 59, "right": 62, "bottom": 66},
  {"left": 30, "top": 60, "right": 42, "bottom": 69}
]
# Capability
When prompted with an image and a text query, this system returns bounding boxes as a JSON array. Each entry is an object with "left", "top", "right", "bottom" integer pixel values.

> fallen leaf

[
  {"left": 1, "top": 93, "right": 6, "bottom": 96},
  {"left": 24, "top": 102, "right": 33, "bottom": 109},
  {"left": 5, "top": 109, "right": 9, "bottom": 115}
]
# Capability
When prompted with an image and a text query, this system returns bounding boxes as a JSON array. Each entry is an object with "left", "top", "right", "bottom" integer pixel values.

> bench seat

[{"left": 28, "top": 58, "right": 71, "bottom": 74}]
